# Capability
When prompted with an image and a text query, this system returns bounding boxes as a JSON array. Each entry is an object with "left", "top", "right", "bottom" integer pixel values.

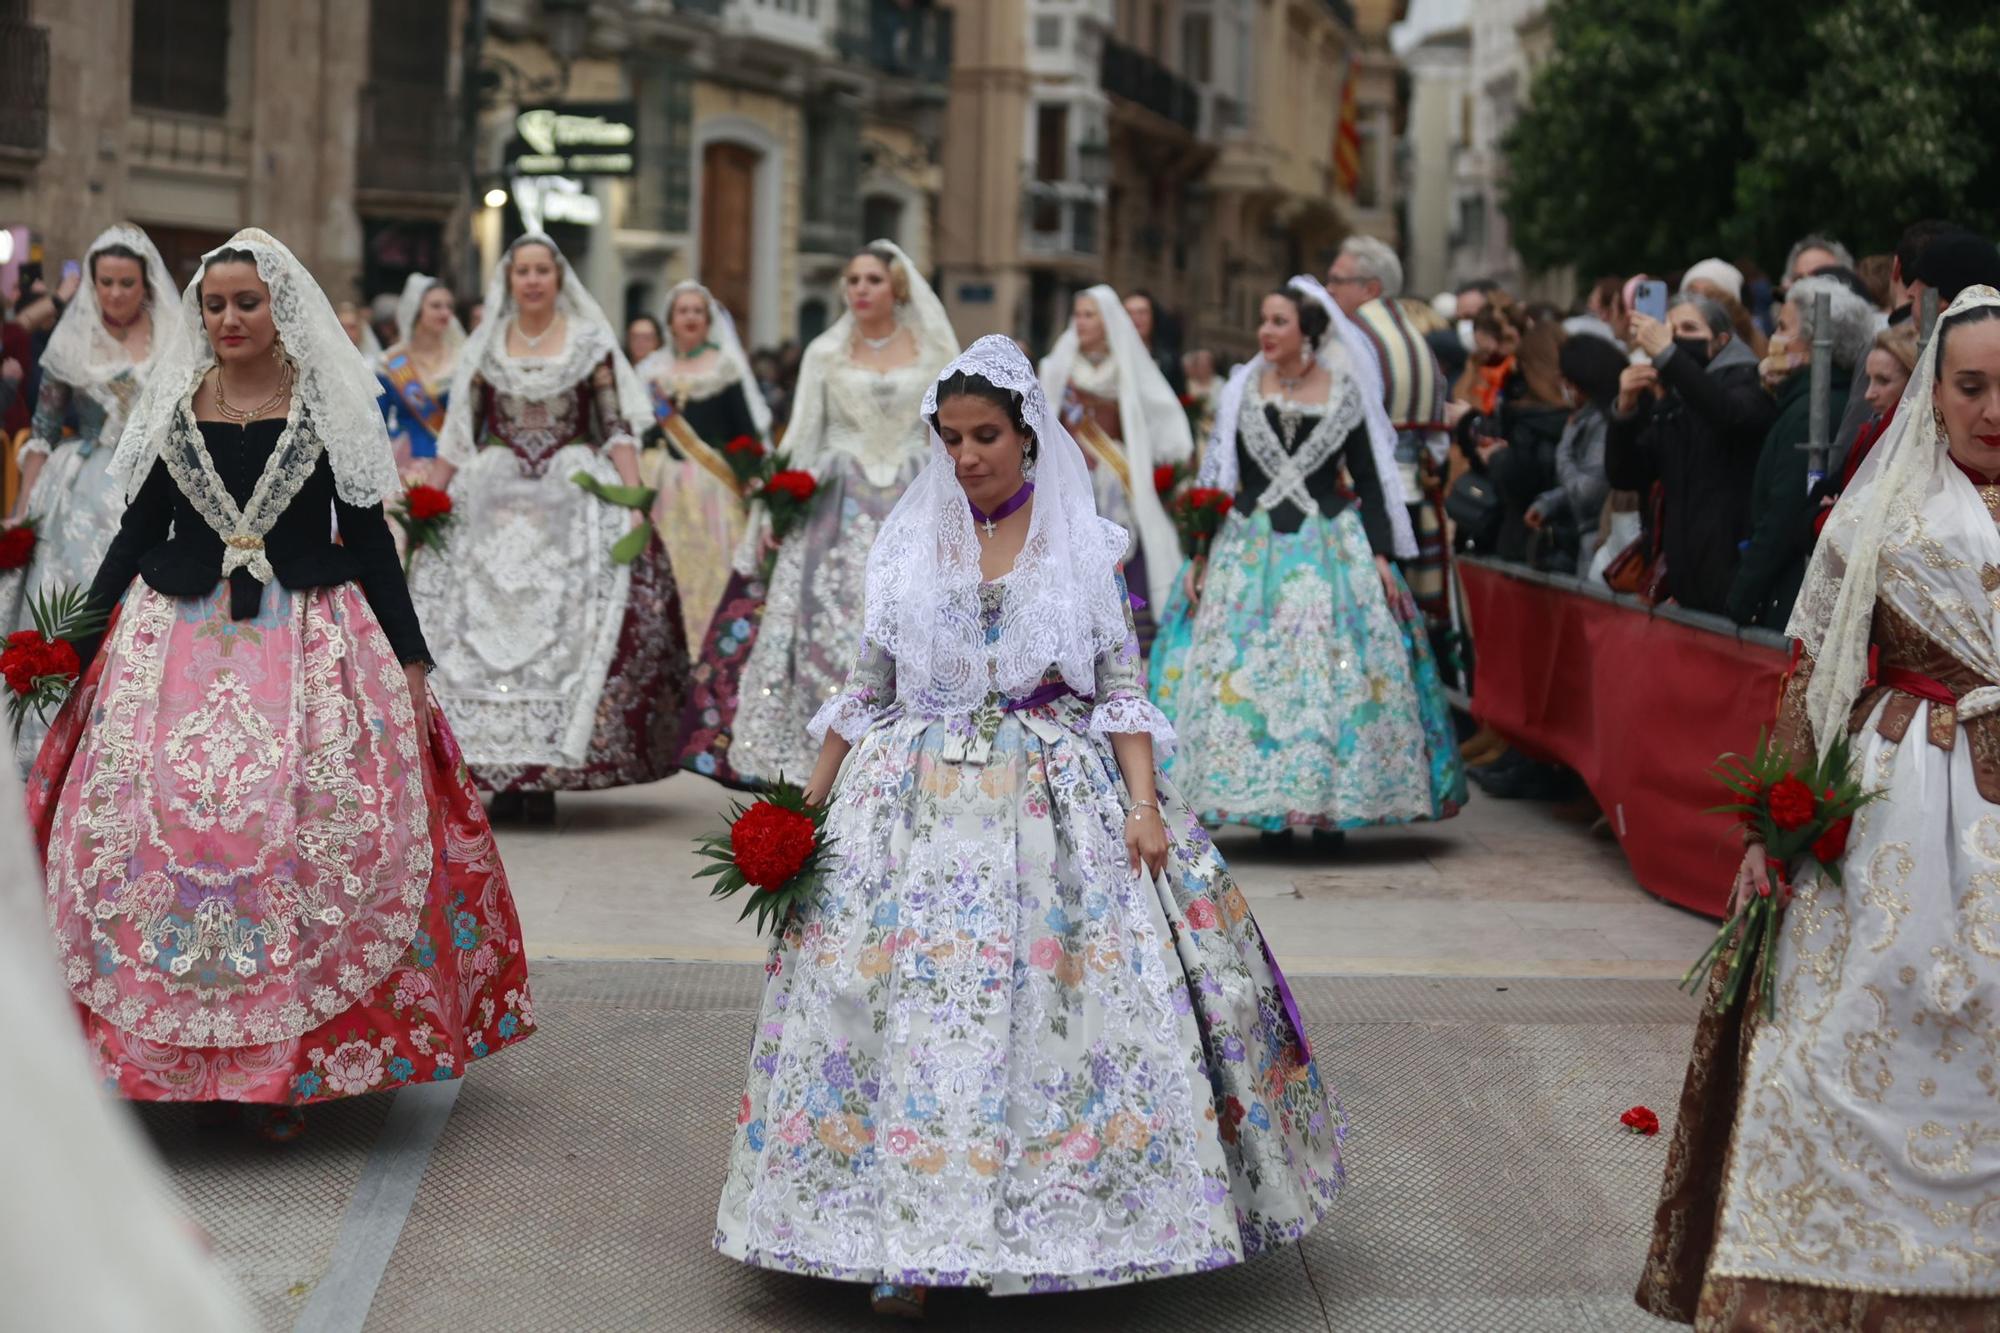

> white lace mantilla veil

[
  {"left": 780, "top": 237, "right": 958, "bottom": 473},
  {"left": 1198, "top": 274, "right": 1416, "bottom": 559},
  {"left": 861, "top": 335, "right": 1133, "bottom": 718},
  {"left": 36, "top": 224, "right": 179, "bottom": 417},
  {"left": 390, "top": 271, "right": 466, "bottom": 353},
  {"left": 111, "top": 227, "right": 401, "bottom": 508},
  {"left": 433, "top": 232, "right": 653, "bottom": 469},
  {"left": 1037, "top": 283, "right": 1193, "bottom": 611},
  {"left": 637, "top": 279, "right": 774, "bottom": 440},
  {"left": 1790, "top": 283, "right": 2000, "bottom": 751}
]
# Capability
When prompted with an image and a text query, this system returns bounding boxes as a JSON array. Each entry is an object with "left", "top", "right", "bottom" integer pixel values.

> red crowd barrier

[{"left": 1457, "top": 558, "right": 1790, "bottom": 919}]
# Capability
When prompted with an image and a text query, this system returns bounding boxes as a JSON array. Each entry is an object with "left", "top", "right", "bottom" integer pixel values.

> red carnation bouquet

[
  {"left": 1683, "top": 729, "right": 1878, "bottom": 1019},
  {"left": 1153, "top": 459, "right": 1193, "bottom": 500},
  {"left": 723, "top": 433, "right": 766, "bottom": 488},
  {"left": 2, "top": 586, "right": 105, "bottom": 733},
  {"left": 390, "top": 483, "right": 458, "bottom": 575},
  {"left": 694, "top": 781, "right": 832, "bottom": 936},
  {"left": 747, "top": 452, "right": 818, "bottom": 577},
  {"left": 0, "top": 520, "right": 38, "bottom": 572},
  {"left": 1171, "top": 486, "right": 1235, "bottom": 560}
]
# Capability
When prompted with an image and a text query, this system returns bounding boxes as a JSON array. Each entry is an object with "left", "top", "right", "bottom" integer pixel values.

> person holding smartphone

[{"left": 1602, "top": 291, "right": 1777, "bottom": 616}]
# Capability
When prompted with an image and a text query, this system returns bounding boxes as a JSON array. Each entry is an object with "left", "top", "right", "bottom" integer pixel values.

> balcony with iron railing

[
  {"left": 838, "top": 0, "right": 952, "bottom": 85},
  {"left": 0, "top": 19, "right": 50, "bottom": 159},
  {"left": 1023, "top": 182, "right": 1101, "bottom": 261},
  {"left": 128, "top": 108, "right": 251, "bottom": 173},
  {"left": 1100, "top": 36, "right": 1198, "bottom": 134},
  {"left": 357, "top": 80, "right": 461, "bottom": 199}
]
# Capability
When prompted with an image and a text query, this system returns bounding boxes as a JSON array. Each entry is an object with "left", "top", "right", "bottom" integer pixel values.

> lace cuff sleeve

[
  {"left": 806, "top": 640, "right": 897, "bottom": 744},
  {"left": 1087, "top": 693, "right": 1177, "bottom": 757},
  {"left": 25, "top": 376, "right": 72, "bottom": 458},
  {"left": 18, "top": 435, "right": 53, "bottom": 460},
  {"left": 1773, "top": 650, "right": 1816, "bottom": 772}
]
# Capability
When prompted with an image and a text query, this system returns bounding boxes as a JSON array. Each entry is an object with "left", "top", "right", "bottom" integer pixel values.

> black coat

[{"left": 1604, "top": 345, "right": 1776, "bottom": 616}]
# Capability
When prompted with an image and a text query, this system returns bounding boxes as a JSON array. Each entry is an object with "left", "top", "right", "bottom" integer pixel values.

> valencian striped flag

[{"left": 1334, "top": 55, "right": 1363, "bottom": 197}]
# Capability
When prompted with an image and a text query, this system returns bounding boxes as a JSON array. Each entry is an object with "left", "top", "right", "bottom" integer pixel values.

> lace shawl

[
  {"left": 34, "top": 225, "right": 179, "bottom": 452},
  {"left": 111, "top": 227, "right": 398, "bottom": 508},
  {"left": 861, "top": 335, "right": 1132, "bottom": 718}
]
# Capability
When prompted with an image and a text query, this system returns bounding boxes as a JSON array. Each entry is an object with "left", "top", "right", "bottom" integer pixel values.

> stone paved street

[{"left": 147, "top": 777, "right": 1713, "bottom": 1331}]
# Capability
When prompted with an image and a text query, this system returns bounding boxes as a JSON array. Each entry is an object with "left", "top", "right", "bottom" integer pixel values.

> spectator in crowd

[
  {"left": 1455, "top": 278, "right": 1502, "bottom": 322},
  {"left": 1726, "top": 274, "right": 1876, "bottom": 629},
  {"left": 1528, "top": 333, "right": 1627, "bottom": 573},
  {"left": 1816, "top": 323, "right": 1919, "bottom": 528},
  {"left": 1855, "top": 254, "right": 1895, "bottom": 311},
  {"left": 1908, "top": 229, "right": 2000, "bottom": 309},
  {"left": 751, "top": 348, "right": 789, "bottom": 431},
  {"left": 1887, "top": 218, "right": 1963, "bottom": 325},
  {"left": 625, "top": 314, "right": 664, "bottom": 365},
  {"left": 1605, "top": 292, "right": 1776, "bottom": 616},
  {"left": 1681, "top": 258, "right": 1769, "bottom": 359},
  {"left": 1451, "top": 316, "right": 1569, "bottom": 566},
  {"left": 1585, "top": 276, "right": 1628, "bottom": 337},
  {"left": 1451, "top": 297, "right": 1522, "bottom": 415},
  {"left": 1121, "top": 289, "right": 1187, "bottom": 395},
  {"left": 1, "top": 293, "right": 31, "bottom": 436},
  {"left": 1781, "top": 233, "right": 1855, "bottom": 293}
]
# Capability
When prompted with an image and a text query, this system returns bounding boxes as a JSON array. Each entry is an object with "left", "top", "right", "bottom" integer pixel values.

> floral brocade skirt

[
  {"left": 714, "top": 694, "right": 1346, "bottom": 1293},
  {"left": 1148, "top": 508, "right": 1464, "bottom": 832},
  {"left": 27, "top": 580, "right": 533, "bottom": 1104}
]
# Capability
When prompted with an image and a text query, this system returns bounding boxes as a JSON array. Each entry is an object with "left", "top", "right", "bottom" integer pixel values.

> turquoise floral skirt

[
  {"left": 1149, "top": 507, "right": 1464, "bottom": 832},
  {"left": 713, "top": 693, "right": 1346, "bottom": 1293}
]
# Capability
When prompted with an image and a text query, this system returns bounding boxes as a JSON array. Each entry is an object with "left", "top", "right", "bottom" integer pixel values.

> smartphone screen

[{"left": 1634, "top": 279, "right": 1669, "bottom": 323}]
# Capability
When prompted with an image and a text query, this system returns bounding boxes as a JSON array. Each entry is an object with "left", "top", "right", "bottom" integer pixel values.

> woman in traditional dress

[
  {"left": 679, "top": 241, "right": 955, "bottom": 788},
  {"left": 412, "top": 233, "right": 687, "bottom": 820},
  {"left": 633, "top": 281, "right": 772, "bottom": 645},
  {"left": 1149, "top": 276, "right": 1463, "bottom": 841},
  {"left": 25, "top": 228, "right": 532, "bottom": 1130},
  {"left": 2, "top": 225, "right": 177, "bottom": 766},
  {"left": 1037, "top": 283, "right": 1191, "bottom": 638},
  {"left": 1637, "top": 285, "right": 2000, "bottom": 1331},
  {"left": 376, "top": 272, "right": 464, "bottom": 470},
  {"left": 714, "top": 336, "right": 1346, "bottom": 1313}
]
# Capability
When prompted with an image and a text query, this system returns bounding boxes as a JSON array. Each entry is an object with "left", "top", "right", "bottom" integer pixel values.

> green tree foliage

[{"left": 1501, "top": 0, "right": 2000, "bottom": 278}]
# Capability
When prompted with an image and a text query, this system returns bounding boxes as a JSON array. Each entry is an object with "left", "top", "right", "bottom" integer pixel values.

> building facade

[
  {"left": 939, "top": 0, "right": 1386, "bottom": 363},
  {"left": 472, "top": 0, "right": 952, "bottom": 352},
  {"left": 0, "top": 0, "right": 461, "bottom": 303}
]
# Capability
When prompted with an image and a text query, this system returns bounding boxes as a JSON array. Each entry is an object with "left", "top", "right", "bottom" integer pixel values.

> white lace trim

[
  {"left": 158, "top": 391, "right": 323, "bottom": 584},
  {"left": 1087, "top": 693, "right": 1177, "bottom": 757},
  {"left": 808, "top": 691, "right": 883, "bottom": 745},
  {"left": 37, "top": 225, "right": 177, "bottom": 395},
  {"left": 1238, "top": 381, "right": 1365, "bottom": 516}
]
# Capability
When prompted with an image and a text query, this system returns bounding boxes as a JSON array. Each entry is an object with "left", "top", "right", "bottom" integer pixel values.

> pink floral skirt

[{"left": 27, "top": 580, "right": 533, "bottom": 1104}]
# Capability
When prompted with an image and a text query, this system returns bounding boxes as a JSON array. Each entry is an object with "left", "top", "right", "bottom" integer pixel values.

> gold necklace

[{"left": 215, "top": 359, "right": 293, "bottom": 424}]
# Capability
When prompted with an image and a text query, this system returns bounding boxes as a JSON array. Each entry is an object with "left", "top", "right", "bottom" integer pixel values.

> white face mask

[{"left": 1457, "top": 318, "right": 1476, "bottom": 351}]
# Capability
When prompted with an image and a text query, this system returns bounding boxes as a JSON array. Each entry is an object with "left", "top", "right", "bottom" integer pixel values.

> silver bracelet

[{"left": 1126, "top": 798, "right": 1162, "bottom": 821}]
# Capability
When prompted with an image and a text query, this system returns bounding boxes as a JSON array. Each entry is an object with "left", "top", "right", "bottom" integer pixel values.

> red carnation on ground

[
  {"left": 729, "top": 799, "right": 820, "bottom": 892},
  {"left": 0, "top": 523, "right": 36, "bottom": 572},
  {"left": 1767, "top": 774, "right": 1817, "bottom": 831},
  {"left": 404, "top": 484, "right": 452, "bottom": 523},
  {"left": 1620, "top": 1105, "right": 1660, "bottom": 1136},
  {"left": 1811, "top": 816, "right": 1853, "bottom": 865}
]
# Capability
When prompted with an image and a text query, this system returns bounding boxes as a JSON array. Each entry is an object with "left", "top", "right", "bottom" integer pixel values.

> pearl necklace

[
  {"left": 515, "top": 312, "right": 561, "bottom": 352},
  {"left": 856, "top": 325, "right": 899, "bottom": 352}
]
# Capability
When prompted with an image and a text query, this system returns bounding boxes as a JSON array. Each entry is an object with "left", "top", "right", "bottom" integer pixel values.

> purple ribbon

[
  {"left": 1002, "top": 681, "right": 1084, "bottom": 712},
  {"left": 1260, "top": 936, "right": 1313, "bottom": 1062}
]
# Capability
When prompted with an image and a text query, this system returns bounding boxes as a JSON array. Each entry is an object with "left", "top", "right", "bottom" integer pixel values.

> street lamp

[
  {"left": 542, "top": 0, "right": 592, "bottom": 77},
  {"left": 1076, "top": 138, "right": 1111, "bottom": 189}
]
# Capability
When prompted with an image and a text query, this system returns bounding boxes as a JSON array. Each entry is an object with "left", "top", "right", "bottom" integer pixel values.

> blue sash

[{"left": 381, "top": 353, "right": 448, "bottom": 453}]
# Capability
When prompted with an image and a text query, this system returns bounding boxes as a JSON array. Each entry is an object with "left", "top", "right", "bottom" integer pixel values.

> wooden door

[{"left": 700, "top": 142, "right": 758, "bottom": 330}]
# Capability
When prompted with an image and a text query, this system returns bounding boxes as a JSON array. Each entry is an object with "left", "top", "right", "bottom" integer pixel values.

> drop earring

[{"left": 1022, "top": 447, "right": 1038, "bottom": 483}]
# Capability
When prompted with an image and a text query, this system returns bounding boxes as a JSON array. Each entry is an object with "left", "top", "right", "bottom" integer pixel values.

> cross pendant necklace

[{"left": 968, "top": 479, "right": 1034, "bottom": 539}]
